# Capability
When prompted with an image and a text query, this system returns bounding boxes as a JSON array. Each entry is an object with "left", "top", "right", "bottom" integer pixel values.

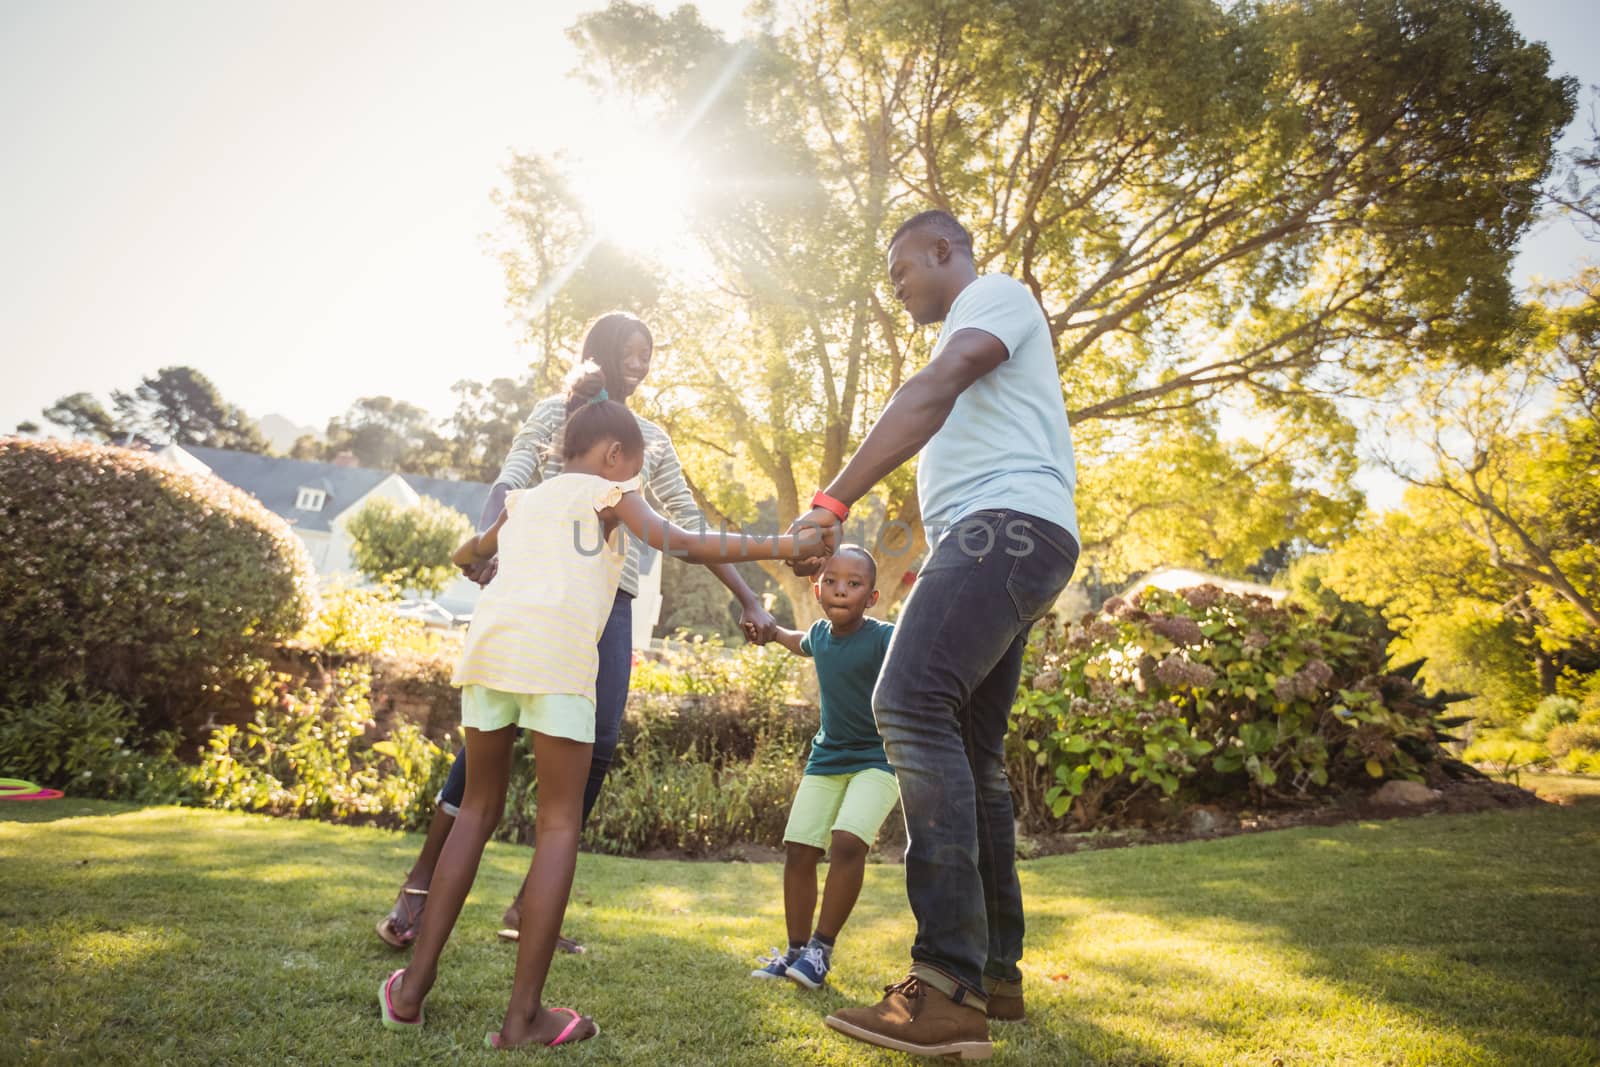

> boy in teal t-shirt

[{"left": 749, "top": 545, "right": 898, "bottom": 991}]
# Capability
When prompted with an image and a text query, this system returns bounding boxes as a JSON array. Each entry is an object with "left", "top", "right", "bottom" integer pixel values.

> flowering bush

[
  {"left": 0, "top": 438, "right": 315, "bottom": 733},
  {"left": 1011, "top": 585, "right": 1470, "bottom": 827}
]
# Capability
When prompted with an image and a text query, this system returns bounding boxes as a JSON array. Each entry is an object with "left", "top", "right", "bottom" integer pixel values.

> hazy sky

[
  {"left": 2, "top": 1, "right": 1596, "bottom": 506},
  {"left": 0, "top": 0, "right": 750, "bottom": 440}
]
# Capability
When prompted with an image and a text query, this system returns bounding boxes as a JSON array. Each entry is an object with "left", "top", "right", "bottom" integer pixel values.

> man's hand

[
  {"left": 461, "top": 556, "right": 499, "bottom": 587},
  {"left": 786, "top": 506, "right": 840, "bottom": 578},
  {"left": 738, "top": 600, "right": 778, "bottom": 645}
]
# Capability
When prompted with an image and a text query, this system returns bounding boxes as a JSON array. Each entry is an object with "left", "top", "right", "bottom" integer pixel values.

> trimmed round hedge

[{"left": 0, "top": 438, "right": 315, "bottom": 731}]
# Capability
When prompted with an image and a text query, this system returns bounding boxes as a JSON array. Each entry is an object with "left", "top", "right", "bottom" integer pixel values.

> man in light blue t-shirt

[{"left": 788, "top": 211, "right": 1079, "bottom": 1059}]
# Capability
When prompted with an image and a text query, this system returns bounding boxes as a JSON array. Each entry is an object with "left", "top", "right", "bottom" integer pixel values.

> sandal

[
  {"left": 495, "top": 928, "right": 587, "bottom": 954},
  {"left": 376, "top": 887, "right": 427, "bottom": 950},
  {"left": 484, "top": 1008, "right": 599, "bottom": 1049},
  {"left": 378, "top": 969, "right": 424, "bottom": 1031}
]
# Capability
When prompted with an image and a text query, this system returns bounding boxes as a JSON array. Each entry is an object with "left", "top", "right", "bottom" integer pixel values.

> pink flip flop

[
  {"left": 484, "top": 1008, "right": 599, "bottom": 1049},
  {"left": 378, "top": 969, "right": 424, "bottom": 1031}
]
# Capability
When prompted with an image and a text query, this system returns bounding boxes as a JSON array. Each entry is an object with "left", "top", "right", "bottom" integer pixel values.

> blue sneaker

[
  {"left": 786, "top": 942, "right": 830, "bottom": 990},
  {"left": 751, "top": 947, "right": 797, "bottom": 980}
]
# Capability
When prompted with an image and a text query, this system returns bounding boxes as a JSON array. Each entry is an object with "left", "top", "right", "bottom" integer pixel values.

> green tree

[
  {"left": 1321, "top": 489, "right": 1543, "bottom": 723},
  {"left": 41, "top": 392, "right": 120, "bottom": 442},
  {"left": 520, "top": 0, "right": 1571, "bottom": 623},
  {"left": 288, "top": 434, "right": 322, "bottom": 461},
  {"left": 111, "top": 366, "right": 269, "bottom": 452},
  {"left": 442, "top": 375, "right": 539, "bottom": 483},
  {"left": 1077, "top": 407, "right": 1362, "bottom": 589},
  {"left": 1385, "top": 272, "right": 1600, "bottom": 634},
  {"left": 322, "top": 397, "right": 449, "bottom": 473},
  {"left": 344, "top": 496, "right": 473, "bottom": 597},
  {"left": 1323, "top": 269, "right": 1600, "bottom": 720}
]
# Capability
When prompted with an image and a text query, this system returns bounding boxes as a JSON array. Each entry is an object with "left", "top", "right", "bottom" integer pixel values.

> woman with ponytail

[{"left": 375, "top": 312, "right": 777, "bottom": 953}]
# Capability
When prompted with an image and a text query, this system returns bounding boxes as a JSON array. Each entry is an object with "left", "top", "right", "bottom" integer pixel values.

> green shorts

[
  {"left": 782, "top": 768, "right": 900, "bottom": 850},
  {"left": 458, "top": 685, "right": 595, "bottom": 744}
]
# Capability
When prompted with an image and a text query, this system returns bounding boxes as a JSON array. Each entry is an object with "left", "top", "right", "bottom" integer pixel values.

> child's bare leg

[
  {"left": 501, "top": 871, "right": 531, "bottom": 929},
  {"left": 497, "top": 731, "right": 597, "bottom": 1047},
  {"left": 815, "top": 830, "right": 869, "bottom": 940},
  {"left": 784, "top": 842, "right": 823, "bottom": 947},
  {"left": 391, "top": 726, "right": 515, "bottom": 1018},
  {"left": 405, "top": 808, "right": 455, "bottom": 889}
]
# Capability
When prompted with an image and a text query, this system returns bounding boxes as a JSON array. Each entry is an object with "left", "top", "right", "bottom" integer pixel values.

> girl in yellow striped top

[{"left": 378, "top": 369, "right": 833, "bottom": 1051}]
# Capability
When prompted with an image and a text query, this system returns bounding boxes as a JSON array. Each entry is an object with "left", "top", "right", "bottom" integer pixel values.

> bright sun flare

[{"left": 574, "top": 137, "right": 697, "bottom": 260}]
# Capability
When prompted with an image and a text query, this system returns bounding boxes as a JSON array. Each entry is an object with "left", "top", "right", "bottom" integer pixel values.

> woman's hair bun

[{"left": 564, "top": 365, "right": 610, "bottom": 415}]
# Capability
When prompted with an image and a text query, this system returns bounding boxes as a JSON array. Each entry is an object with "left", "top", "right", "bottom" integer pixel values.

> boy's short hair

[{"left": 825, "top": 543, "right": 877, "bottom": 588}]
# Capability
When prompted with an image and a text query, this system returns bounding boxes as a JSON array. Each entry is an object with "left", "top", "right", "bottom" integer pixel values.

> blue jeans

[
  {"left": 873, "top": 510, "right": 1078, "bottom": 1000},
  {"left": 438, "top": 590, "right": 634, "bottom": 825}
]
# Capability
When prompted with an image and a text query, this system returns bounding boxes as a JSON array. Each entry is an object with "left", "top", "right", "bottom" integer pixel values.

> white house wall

[{"left": 295, "top": 528, "right": 334, "bottom": 571}]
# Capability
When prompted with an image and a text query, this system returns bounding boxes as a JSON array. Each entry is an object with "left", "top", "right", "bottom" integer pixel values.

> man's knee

[{"left": 972, "top": 755, "right": 1011, "bottom": 796}]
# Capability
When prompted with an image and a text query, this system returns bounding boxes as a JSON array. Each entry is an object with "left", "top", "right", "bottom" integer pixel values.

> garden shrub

[
  {"left": 1463, "top": 692, "right": 1600, "bottom": 777},
  {"left": 500, "top": 694, "right": 812, "bottom": 854},
  {"left": 0, "top": 681, "right": 194, "bottom": 802},
  {"left": 1518, "top": 695, "right": 1580, "bottom": 742},
  {"left": 497, "top": 637, "right": 817, "bottom": 854},
  {"left": 1546, "top": 723, "right": 1600, "bottom": 758},
  {"left": 0, "top": 438, "right": 315, "bottom": 734},
  {"left": 1010, "top": 585, "right": 1470, "bottom": 827},
  {"left": 636, "top": 631, "right": 805, "bottom": 717},
  {"left": 195, "top": 665, "right": 451, "bottom": 829},
  {"left": 573, "top": 737, "right": 803, "bottom": 854},
  {"left": 294, "top": 583, "right": 439, "bottom": 659},
  {"left": 289, "top": 583, "right": 461, "bottom": 742},
  {"left": 369, "top": 649, "right": 461, "bottom": 743}
]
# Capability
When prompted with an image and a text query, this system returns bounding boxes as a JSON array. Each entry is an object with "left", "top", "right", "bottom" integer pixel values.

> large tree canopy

[
  {"left": 491, "top": 0, "right": 1573, "bottom": 620},
  {"left": 1321, "top": 268, "right": 1600, "bottom": 718}
]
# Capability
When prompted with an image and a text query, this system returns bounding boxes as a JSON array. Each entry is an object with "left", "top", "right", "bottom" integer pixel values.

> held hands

[
  {"left": 459, "top": 555, "right": 499, "bottom": 587},
  {"left": 786, "top": 506, "right": 841, "bottom": 577},
  {"left": 739, "top": 600, "right": 778, "bottom": 645}
]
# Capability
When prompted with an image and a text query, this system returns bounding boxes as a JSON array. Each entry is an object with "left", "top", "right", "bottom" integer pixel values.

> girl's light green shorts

[
  {"left": 459, "top": 685, "right": 595, "bottom": 744},
  {"left": 782, "top": 767, "right": 900, "bottom": 850}
]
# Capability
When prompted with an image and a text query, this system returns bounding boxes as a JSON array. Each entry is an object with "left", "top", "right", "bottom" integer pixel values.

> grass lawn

[{"left": 3, "top": 793, "right": 1598, "bottom": 1066}]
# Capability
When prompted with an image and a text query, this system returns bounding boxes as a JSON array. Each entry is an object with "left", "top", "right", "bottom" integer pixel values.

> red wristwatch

[{"left": 811, "top": 490, "right": 849, "bottom": 522}]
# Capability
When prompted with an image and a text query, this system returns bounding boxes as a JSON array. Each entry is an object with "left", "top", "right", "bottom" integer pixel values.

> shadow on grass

[
  {"left": 0, "top": 797, "right": 145, "bottom": 823},
  {"left": 1022, "top": 807, "right": 1600, "bottom": 1065}
]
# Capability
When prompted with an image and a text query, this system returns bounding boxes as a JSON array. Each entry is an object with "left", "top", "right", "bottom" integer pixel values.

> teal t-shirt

[{"left": 800, "top": 617, "right": 895, "bottom": 776}]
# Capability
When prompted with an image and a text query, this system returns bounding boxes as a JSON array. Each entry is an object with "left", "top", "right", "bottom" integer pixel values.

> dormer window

[{"left": 295, "top": 487, "right": 327, "bottom": 511}]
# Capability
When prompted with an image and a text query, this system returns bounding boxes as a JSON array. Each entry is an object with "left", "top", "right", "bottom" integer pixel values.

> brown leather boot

[
  {"left": 825, "top": 975, "right": 993, "bottom": 1059},
  {"left": 983, "top": 976, "right": 1025, "bottom": 1021}
]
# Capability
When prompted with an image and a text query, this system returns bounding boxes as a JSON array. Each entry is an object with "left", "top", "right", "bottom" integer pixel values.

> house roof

[{"left": 175, "top": 446, "right": 489, "bottom": 533}]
